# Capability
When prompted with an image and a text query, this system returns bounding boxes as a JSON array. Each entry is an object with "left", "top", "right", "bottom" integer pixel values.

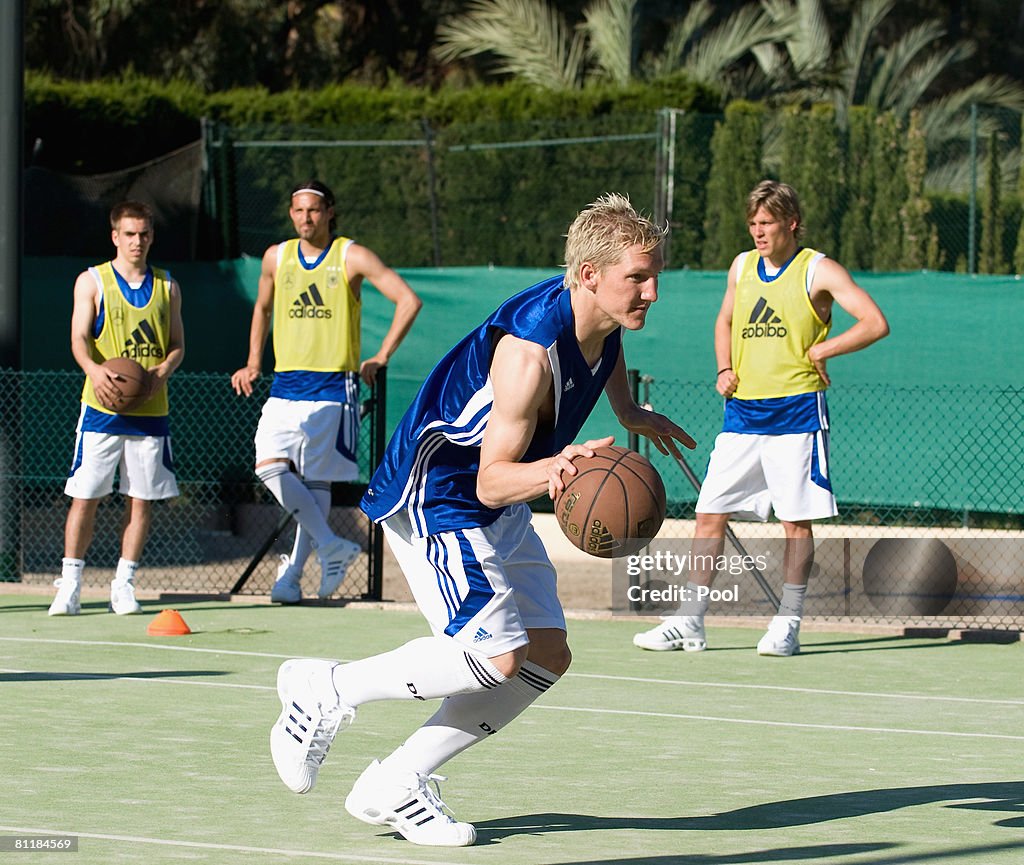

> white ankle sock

[
  {"left": 256, "top": 464, "right": 335, "bottom": 548},
  {"left": 61, "top": 557, "right": 84, "bottom": 582},
  {"left": 778, "top": 582, "right": 807, "bottom": 618},
  {"left": 331, "top": 636, "right": 507, "bottom": 706},
  {"left": 380, "top": 660, "right": 560, "bottom": 776},
  {"left": 114, "top": 558, "right": 139, "bottom": 585}
]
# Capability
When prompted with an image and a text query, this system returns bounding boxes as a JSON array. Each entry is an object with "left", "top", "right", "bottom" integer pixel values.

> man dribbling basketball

[
  {"left": 268, "top": 193, "right": 695, "bottom": 846},
  {"left": 633, "top": 180, "right": 889, "bottom": 657}
]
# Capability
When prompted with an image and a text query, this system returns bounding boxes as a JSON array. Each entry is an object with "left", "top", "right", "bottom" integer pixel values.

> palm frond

[
  {"left": 863, "top": 19, "right": 945, "bottom": 109},
  {"left": 685, "top": 3, "right": 792, "bottom": 87},
  {"left": 887, "top": 42, "right": 974, "bottom": 115},
  {"left": 836, "top": 0, "right": 895, "bottom": 107},
  {"left": 645, "top": 0, "right": 713, "bottom": 79},
  {"left": 434, "top": 0, "right": 583, "bottom": 90},
  {"left": 582, "top": 0, "right": 637, "bottom": 85}
]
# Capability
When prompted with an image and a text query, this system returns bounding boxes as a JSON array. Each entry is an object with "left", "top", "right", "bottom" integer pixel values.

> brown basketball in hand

[
  {"left": 100, "top": 356, "right": 150, "bottom": 413},
  {"left": 554, "top": 445, "right": 667, "bottom": 558}
]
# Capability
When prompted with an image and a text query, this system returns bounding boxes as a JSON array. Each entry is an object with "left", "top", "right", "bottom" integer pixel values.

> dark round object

[
  {"left": 862, "top": 538, "right": 959, "bottom": 616},
  {"left": 100, "top": 356, "right": 149, "bottom": 413},
  {"left": 554, "top": 445, "right": 666, "bottom": 559}
]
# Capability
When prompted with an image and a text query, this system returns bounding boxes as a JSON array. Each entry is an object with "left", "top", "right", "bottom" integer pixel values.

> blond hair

[
  {"left": 746, "top": 180, "right": 804, "bottom": 240},
  {"left": 563, "top": 193, "right": 667, "bottom": 289}
]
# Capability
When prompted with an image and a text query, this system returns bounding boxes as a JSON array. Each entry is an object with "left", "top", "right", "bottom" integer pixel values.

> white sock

[
  {"left": 61, "top": 557, "right": 84, "bottom": 582},
  {"left": 287, "top": 481, "right": 330, "bottom": 570},
  {"left": 331, "top": 636, "right": 508, "bottom": 706},
  {"left": 778, "top": 582, "right": 807, "bottom": 618},
  {"left": 256, "top": 464, "right": 335, "bottom": 548},
  {"left": 114, "top": 558, "right": 139, "bottom": 585},
  {"left": 380, "top": 660, "right": 560, "bottom": 776},
  {"left": 673, "top": 581, "right": 711, "bottom": 618}
]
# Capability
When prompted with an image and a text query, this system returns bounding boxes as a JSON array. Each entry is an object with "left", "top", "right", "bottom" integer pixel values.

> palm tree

[
  {"left": 762, "top": 0, "right": 1024, "bottom": 153},
  {"left": 434, "top": 0, "right": 791, "bottom": 97}
]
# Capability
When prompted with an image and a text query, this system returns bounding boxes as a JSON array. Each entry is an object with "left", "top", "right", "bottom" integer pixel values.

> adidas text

[
  {"left": 741, "top": 323, "right": 788, "bottom": 338},
  {"left": 288, "top": 306, "right": 333, "bottom": 319},
  {"left": 122, "top": 345, "right": 164, "bottom": 359}
]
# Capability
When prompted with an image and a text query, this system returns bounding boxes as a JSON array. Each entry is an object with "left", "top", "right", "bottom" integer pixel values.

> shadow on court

[
  {"left": 547, "top": 839, "right": 1024, "bottom": 865},
  {"left": 472, "top": 780, "right": 1024, "bottom": 843},
  {"left": 0, "top": 669, "right": 230, "bottom": 683}
]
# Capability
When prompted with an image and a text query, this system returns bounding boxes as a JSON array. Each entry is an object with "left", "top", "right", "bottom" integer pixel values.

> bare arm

[
  {"left": 346, "top": 243, "right": 423, "bottom": 385},
  {"left": 69, "top": 271, "right": 119, "bottom": 408},
  {"left": 714, "top": 255, "right": 741, "bottom": 397},
  {"left": 808, "top": 258, "right": 890, "bottom": 386},
  {"left": 146, "top": 278, "right": 184, "bottom": 394},
  {"left": 476, "top": 335, "right": 612, "bottom": 509},
  {"left": 604, "top": 348, "right": 696, "bottom": 457},
  {"left": 230, "top": 245, "right": 277, "bottom": 396}
]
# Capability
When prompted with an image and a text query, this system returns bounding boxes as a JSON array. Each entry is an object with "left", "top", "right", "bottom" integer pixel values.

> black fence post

[
  {"left": 627, "top": 368, "right": 640, "bottom": 453},
  {"left": 366, "top": 367, "right": 387, "bottom": 600}
]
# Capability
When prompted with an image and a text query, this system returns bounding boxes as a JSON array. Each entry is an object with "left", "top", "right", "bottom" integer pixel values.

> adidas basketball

[{"left": 555, "top": 445, "right": 666, "bottom": 559}]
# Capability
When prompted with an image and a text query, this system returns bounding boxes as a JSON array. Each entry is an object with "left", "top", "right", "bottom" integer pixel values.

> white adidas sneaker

[
  {"left": 345, "top": 759, "right": 477, "bottom": 847},
  {"left": 633, "top": 616, "right": 707, "bottom": 652},
  {"left": 47, "top": 577, "right": 81, "bottom": 616},
  {"left": 757, "top": 616, "right": 801, "bottom": 657},
  {"left": 270, "top": 659, "right": 355, "bottom": 793},
  {"left": 110, "top": 580, "right": 142, "bottom": 615},
  {"left": 270, "top": 555, "right": 302, "bottom": 604},
  {"left": 316, "top": 537, "right": 361, "bottom": 598}
]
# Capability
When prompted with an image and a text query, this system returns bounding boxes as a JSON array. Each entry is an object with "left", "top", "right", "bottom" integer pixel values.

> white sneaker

[
  {"left": 270, "top": 659, "right": 355, "bottom": 794},
  {"left": 47, "top": 577, "right": 81, "bottom": 616},
  {"left": 110, "top": 580, "right": 142, "bottom": 615},
  {"left": 270, "top": 555, "right": 302, "bottom": 604},
  {"left": 345, "top": 759, "right": 477, "bottom": 847},
  {"left": 757, "top": 616, "right": 801, "bottom": 656},
  {"left": 633, "top": 616, "right": 707, "bottom": 652},
  {"left": 316, "top": 537, "right": 361, "bottom": 598}
]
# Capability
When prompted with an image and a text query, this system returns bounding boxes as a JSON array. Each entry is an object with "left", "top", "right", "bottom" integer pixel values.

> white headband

[{"left": 292, "top": 187, "right": 326, "bottom": 198}]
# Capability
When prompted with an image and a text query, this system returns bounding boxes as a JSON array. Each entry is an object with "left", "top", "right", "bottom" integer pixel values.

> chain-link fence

[
  {"left": 1, "top": 369, "right": 387, "bottom": 601},
  {"left": 2, "top": 369, "right": 1021, "bottom": 629},
  {"left": 205, "top": 108, "right": 1023, "bottom": 273},
  {"left": 621, "top": 377, "right": 1024, "bottom": 631}
]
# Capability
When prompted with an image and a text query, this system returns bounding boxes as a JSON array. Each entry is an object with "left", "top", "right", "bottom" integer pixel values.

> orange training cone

[{"left": 147, "top": 609, "right": 191, "bottom": 636}]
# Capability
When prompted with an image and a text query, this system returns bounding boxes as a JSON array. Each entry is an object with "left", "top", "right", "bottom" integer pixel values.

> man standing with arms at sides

[
  {"left": 268, "top": 193, "right": 695, "bottom": 846},
  {"left": 634, "top": 180, "right": 889, "bottom": 656},
  {"left": 49, "top": 201, "right": 185, "bottom": 616},
  {"left": 231, "top": 180, "right": 421, "bottom": 603}
]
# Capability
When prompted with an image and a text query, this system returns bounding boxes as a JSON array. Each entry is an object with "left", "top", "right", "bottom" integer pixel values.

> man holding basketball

[
  {"left": 267, "top": 193, "right": 694, "bottom": 845},
  {"left": 49, "top": 200, "right": 185, "bottom": 617},
  {"left": 634, "top": 179, "right": 889, "bottom": 657},
  {"left": 231, "top": 180, "right": 421, "bottom": 603}
]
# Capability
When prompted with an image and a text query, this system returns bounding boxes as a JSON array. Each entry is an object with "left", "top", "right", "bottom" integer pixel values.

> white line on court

[
  {"left": 0, "top": 826, "right": 440, "bottom": 865},
  {"left": 529, "top": 705, "right": 1024, "bottom": 740},
  {"left": 3, "top": 665, "right": 1021, "bottom": 741},
  {"left": 3, "top": 634, "right": 1021, "bottom": 707}
]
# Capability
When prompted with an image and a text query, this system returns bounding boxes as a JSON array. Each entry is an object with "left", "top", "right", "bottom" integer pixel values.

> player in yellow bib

[
  {"left": 231, "top": 180, "right": 422, "bottom": 603},
  {"left": 49, "top": 201, "right": 185, "bottom": 617},
  {"left": 634, "top": 180, "right": 889, "bottom": 656}
]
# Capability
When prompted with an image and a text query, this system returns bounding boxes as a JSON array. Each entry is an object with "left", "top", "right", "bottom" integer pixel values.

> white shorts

[
  {"left": 696, "top": 431, "right": 838, "bottom": 522},
  {"left": 382, "top": 503, "right": 566, "bottom": 658},
  {"left": 65, "top": 430, "right": 179, "bottom": 501},
  {"left": 254, "top": 397, "right": 359, "bottom": 482}
]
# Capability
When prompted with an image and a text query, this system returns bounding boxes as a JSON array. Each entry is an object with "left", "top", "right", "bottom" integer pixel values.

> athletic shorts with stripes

[{"left": 381, "top": 502, "right": 567, "bottom": 658}]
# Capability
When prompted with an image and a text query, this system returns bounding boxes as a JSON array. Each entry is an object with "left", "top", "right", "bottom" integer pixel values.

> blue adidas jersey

[{"left": 361, "top": 276, "right": 622, "bottom": 536}]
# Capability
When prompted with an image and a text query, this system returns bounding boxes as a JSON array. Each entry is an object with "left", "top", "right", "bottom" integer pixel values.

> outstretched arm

[{"left": 604, "top": 348, "right": 696, "bottom": 459}]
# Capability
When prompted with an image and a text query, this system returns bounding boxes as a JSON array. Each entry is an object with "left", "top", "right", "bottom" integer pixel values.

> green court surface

[{"left": 1, "top": 593, "right": 1022, "bottom": 865}]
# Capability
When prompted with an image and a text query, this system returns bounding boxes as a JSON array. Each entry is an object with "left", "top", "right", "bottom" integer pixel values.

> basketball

[
  {"left": 100, "top": 356, "right": 150, "bottom": 412},
  {"left": 555, "top": 445, "right": 666, "bottom": 559}
]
